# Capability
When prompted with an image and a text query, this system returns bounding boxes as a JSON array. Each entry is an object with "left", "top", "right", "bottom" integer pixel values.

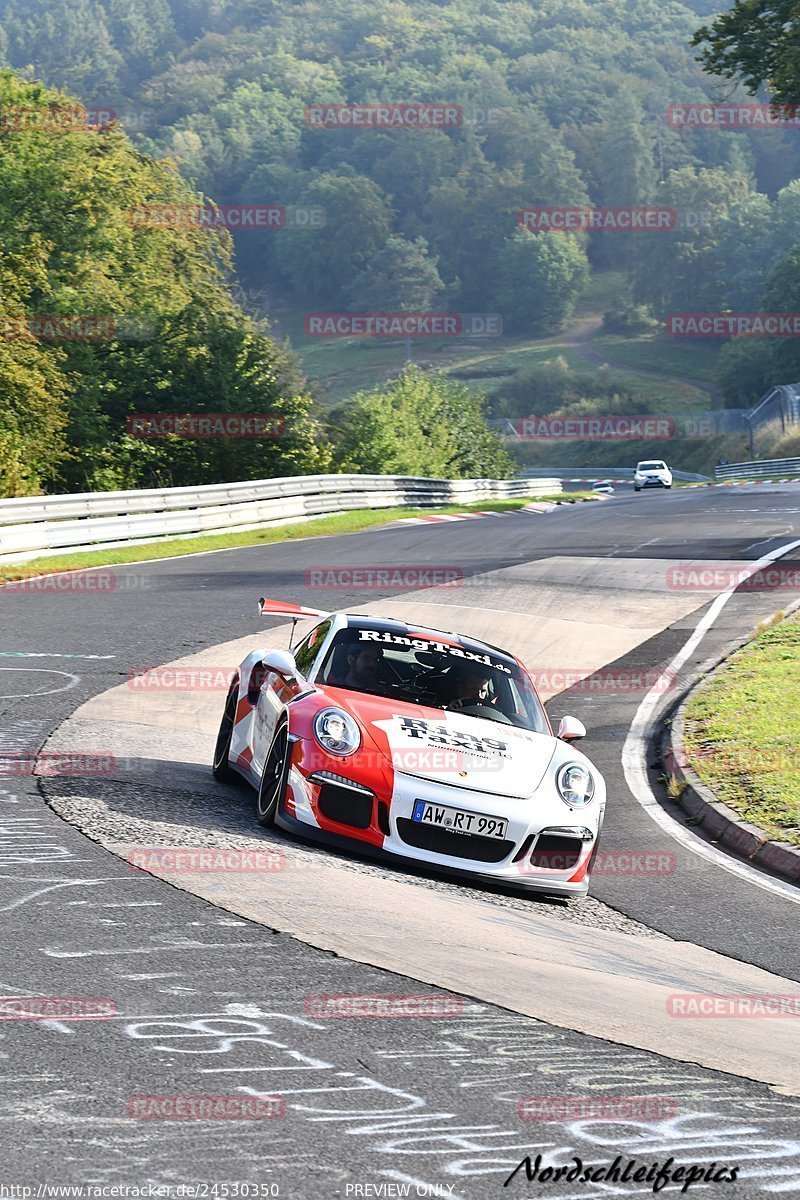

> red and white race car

[{"left": 212, "top": 599, "right": 606, "bottom": 897}]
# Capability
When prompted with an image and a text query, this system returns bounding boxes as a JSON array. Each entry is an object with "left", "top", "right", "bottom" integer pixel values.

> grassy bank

[
  {"left": 682, "top": 614, "right": 800, "bottom": 846},
  {"left": 278, "top": 296, "right": 713, "bottom": 411},
  {"left": 510, "top": 432, "right": 744, "bottom": 476},
  {"left": 594, "top": 332, "right": 720, "bottom": 384}
]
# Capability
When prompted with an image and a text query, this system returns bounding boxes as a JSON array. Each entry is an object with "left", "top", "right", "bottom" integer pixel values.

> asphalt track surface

[{"left": 1, "top": 483, "right": 800, "bottom": 1198}]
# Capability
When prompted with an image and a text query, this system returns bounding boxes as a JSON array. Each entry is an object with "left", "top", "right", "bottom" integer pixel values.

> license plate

[{"left": 412, "top": 799, "right": 508, "bottom": 839}]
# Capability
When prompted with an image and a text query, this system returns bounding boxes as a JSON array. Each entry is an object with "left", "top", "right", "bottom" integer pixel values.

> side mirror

[
  {"left": 260, "top": 649, "right": 299, "bottom": 682},
  {"left": 557, "top": 715, "right": 586, "bottom": 742}
]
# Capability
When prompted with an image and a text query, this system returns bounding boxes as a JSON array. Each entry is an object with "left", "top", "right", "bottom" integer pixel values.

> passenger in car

[
  {"left": 440, "top": 662, "right": 493, "bottom": 709},
  {"left": 328, "top": 642, "right": 385, "bottom": 690}
]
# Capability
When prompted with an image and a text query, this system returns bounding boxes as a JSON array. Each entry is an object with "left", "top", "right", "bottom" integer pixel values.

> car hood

[{"left": 335, "top": 691, "right": 558, "bottom": 797}]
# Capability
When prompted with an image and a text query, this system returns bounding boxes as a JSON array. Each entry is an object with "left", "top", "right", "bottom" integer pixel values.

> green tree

[
  {"left": 493, "top": 230, "right": 589, "bottom": 336},
  {"left": 0, "top": 245, "right": 71, "bottom": 494},
  {"left": 3, "top": 0, "right": 124, "bottom": 96},
  {"left": 425, "top": 161, "right": 528, "bottom": 308},
  {"left": 275, "top": 173, "right": 392, "bottom": 304},
  {"left": 714, "top": 191, "right": 775, "bottom": 311},
  {"left": 631, "top": 168, "right": 752, "bottom": 315},
  {"left": 369, "top": 134, "right": 455, "bottom": 230},
  {"left": 692, "top": 0, "right": 800, "bottom": 106},
  {"left": 0, "top": 69, "right": 330, "bottom": 494},
  {"left": 715, "top": 339, "right": 776, "bottom": 407},
  {"left": 331, "top": 368, "right": 511, "bottom": 479},
  {"left": 760, "top": 244, "right": 800, "bottom": 383},
  {"left": 347, "top": 236, "right": 443, "bottom": 312}
]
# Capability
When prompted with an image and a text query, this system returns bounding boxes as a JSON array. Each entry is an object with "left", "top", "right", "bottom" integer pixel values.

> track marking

[
  {"left": 0, "top": 877, "right": 123, "bottom": 913},
  {"left": 43, "top": 941, "right": 269, "bottom": 958},
  {"left": 605, "top": 536, "right": 661, "bottom": 558},
  {"left": 0, "top": 668, "right": 80, "bottom": 699},
  {"left": 0, "top": 652, "right": 115, "bottom": 660},
  {"left": 622, "top": 536, "right": 800, "bottom": 904},
  {"left": 744, "top": 531, "right": 794, "bottom": 552}
]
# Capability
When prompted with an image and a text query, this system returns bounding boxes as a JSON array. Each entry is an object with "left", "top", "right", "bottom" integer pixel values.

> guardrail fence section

[
  {"left": 714, "top": 457, "right": 800, "bottom": 481},
  {"left": 0, "top": 474, "right": 561, "bottom": 564}
]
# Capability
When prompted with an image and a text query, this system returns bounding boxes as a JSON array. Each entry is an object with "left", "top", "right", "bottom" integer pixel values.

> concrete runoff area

[{"left": 40, "top": 553, "right": 800, "bottom": 1093}]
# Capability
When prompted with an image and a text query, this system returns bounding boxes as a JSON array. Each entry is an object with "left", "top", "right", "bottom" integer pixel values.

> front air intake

[
  {"left": 317, "top": 783, "right": 373, "bottom": 829},
  {"left": 529, "top": 833, "right": 582, "bottom": 871}
]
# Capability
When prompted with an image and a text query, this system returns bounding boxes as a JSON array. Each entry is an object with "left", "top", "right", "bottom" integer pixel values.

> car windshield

[
  {"left": 318, "top": 626, "right": 548, "bottom": 732},
  {"left": 638, "top": 461, "right": 665, "bottom": 470}
]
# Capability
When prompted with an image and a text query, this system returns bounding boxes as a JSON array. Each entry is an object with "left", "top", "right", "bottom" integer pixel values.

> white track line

[
  {"left": 0, "top": 667, "right": 81, "bottom": 699},
  {"left": 622, "top": 536, "right": 800, "bottom": 904}
]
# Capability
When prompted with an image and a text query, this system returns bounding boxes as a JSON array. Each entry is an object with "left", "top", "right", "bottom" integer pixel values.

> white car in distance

[{"left": 633, "top": 460, "right": 672, "bottom": 491}]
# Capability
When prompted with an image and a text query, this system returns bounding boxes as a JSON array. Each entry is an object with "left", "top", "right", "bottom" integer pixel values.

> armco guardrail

[
  {"left": 714, "top": 457, "right": 800, "bottom": 481},
  {"left": 0, "top": 474, "right": 560, "bottom": 564}
]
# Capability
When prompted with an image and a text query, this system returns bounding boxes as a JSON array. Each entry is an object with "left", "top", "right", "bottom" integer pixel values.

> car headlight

[
  {"left": 314, "top": 708, "right": 361, "bottom": 756},
  {"left": 556, "top": 762, "right": 595, "bottom": 806}
]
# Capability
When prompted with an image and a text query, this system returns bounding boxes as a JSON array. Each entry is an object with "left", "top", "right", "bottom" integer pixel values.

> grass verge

[
  {"left": 683, "top": 614, "right": 800, "bottom": 846},
  {"left": 0, "top": 493, "right": 600, "bottom": 583},
  {"left": 594, "top": 332, "right": 720, "bottom": 383},
  {"left": 275, "top": 288, "right": 713, "bottom": 409}
]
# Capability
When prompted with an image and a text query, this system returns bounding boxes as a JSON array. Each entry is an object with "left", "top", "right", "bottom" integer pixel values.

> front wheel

[
  {"left": 212, "top": 678, "right": 239, "bottom": 782},
  {"left": 257, "top": 721, "right": 290, "bottom": 827}
]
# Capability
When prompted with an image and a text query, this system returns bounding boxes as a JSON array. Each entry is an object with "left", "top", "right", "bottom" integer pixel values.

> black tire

[
  {"left": 634, "top": 486, "right": 641, "bottom": 492},
  {"left": 212, "top": 678, "right": 239, "bottom": 782},
  {"left": 257, "top": 721, "right": 289, "bottom": 828}
]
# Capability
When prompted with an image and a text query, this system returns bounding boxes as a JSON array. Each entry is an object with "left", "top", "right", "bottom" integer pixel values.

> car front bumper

[{"left": 281, "top": 765, "right": 601, "bottom": 897}]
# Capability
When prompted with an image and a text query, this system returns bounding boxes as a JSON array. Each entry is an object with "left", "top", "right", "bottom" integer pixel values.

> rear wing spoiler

[{"left": 258, "top": 597, "right": 331, "bottom": 619}]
